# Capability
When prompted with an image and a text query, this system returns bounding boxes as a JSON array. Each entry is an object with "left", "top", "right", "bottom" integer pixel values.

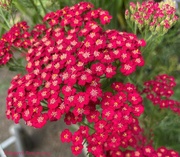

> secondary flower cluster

[
  {"left": 61, "top": 82, "right": 144, "bottom": 156},
  {"left": 143, "top": 74, "right": 180, "bottom": 115},
  {"left": 125, "top": 0, "right": 178, "bottom": 35},
  {"left": 108, "top": 145, "right": 179, "bottom": 157},
  {"left": 0, "top": 21, "right": 31, "bottom": 65}
]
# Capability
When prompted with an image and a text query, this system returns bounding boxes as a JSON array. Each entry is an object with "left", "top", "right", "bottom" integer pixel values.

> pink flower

[
  {"left": 91, "top": 63, "right": 105, "bottom": 76},
  {"left": 105, "top": 65, "right": 116, "bottom": 78},
  {"left": 86, "top": 86, "right": 102, "bottom": 102},
  {"left": 72, "top": 131, "right": 83, "bottom": 145},
  {"left": 32, "top": 113, "right": 48, "bottom": 128},
  {"left": 22, "top": 108, "right": 33, "bottom": 121},
  {"left": 78, "top": 72, "right": 92, "bottom": 86},
  {"left": 120, "top": 62, "right": 136, "bottom": 75},
  {"left": 87, "top": 144, "right": 103, "bottom": 156},
  {"left": 86, "top": 110, "right": 100, "bottom": 123},
  {"left": 78, "top": 125, "right": 89, "bottom": 138},
  {"left": 132, "top": 105, "right": 144, "bottom": 117},
  {"left": 108, "top": 134, "right": 121, "bottom": 149},
  {"left": 102, "top": 108, "right": 114, "bottom": 120},
  {"left": 143, "top": 145, "right": 155, "bottom": 156},
  {"left": 73, "top": 106, "right": 86, "bottom": 117},
  {"left": 99, "top": 10, "right": 112, "bottom": 25},
  {"left": 119, "top": 51, "right": 131, "bottom": 63},
  {"left": 48, "top": 108, "right": 61, "bottom": 121},
  {"left": 60, "top": 129, "right": 72, "bottom": 143},
  {"left": 64, "top": 112, "right": 74, "bottom": 125},
  {"left": 128, "top": 92, "right": 142, "bottom": 105},
  {"left": 75, "top": 92, "right": 89, "bottom": 107},
  {"left": 94, "top": 120, "right": 107, "bottom": 132},
  {"left": 12, "top": 112, "right": 21, "bottom": 124},
  {"left": 62, "top": 85, "right": 76, "bottom": 96},
  {"left": 71, "top": 144, "right": 83, "bottom": 156},
  {"left": 47, "top": 95, "right": 61, "bottom": 109},
  {"left": 70, "top": 16, "right": 83, "bottom": 27}
]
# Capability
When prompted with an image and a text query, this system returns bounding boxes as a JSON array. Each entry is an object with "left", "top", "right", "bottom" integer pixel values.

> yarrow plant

[{"left": 0, "top": 0, "right": 180, "bottom": 156}]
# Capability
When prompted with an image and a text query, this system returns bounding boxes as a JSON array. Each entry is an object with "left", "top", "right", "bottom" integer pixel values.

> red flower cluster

[
  {"left": 143, "top": 74, "right": 180, "bottom": 115},
  {"left": 6, "top": 2, "right": 145, "bottom": 128},
  {"left": 109, "top": 145, "right": 179, "bottom": 157},
  {"left": 60, "top": 82, "right": 144, "bottom": 156},
  {"left": 125, "top": 0, "right": 178, "bottom": 34},
  {"left": 0, "top": 21, "right": 31, "bottom": 65},
  {"left": 4, "top": 1, "right": 179, "bottom": 157}
]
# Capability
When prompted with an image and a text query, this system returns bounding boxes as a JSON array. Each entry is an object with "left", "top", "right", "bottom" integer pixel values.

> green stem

[
  {"left": 29, "top": 0, "right": 43, "bottom": 20},
  {"left": 11, "top": 46, "right": 27, "bottom": 54},
  {"left": 10, "top": 10, "right": 15, "bottom": 25},
  {"left": 39, "top": 0, "right": 47, "bottom": 15},
  {"left": 58, "top": 0, "right": 61, "bottom": 8},
  {"left": 127, "top": 76, "right": 133, "bottom": 84},
  {"left": 13, "top": 0, "right": 30, "bottom": 17},
  {"left": 134, "top": 23, "right": 137, "bottom": 35},
  {"left": 0, "top": 21, "right": 9, "bottom": 30},
  {"left": 80, "top": 122, "right": 94, "bottom": 130},
  {"left": 141, "top": 35, "right": 157, "bottom": 54},
  {"left": 83, "top": 139, "right": 87, "bottom": 145},
  {"left": 11, "top": 57, "right": 26, "bottom": 70},
  {"left": 0, "top": 9, "right": 11, "bottom": 28},
  {"left": 127, "top": 75, "right": 144, "bottom": 91},
  {"left": 145, "top": 34, "right": 154, "bottom": 42},
  {"left": 127, "top": 21, "right": 134, "bottom": 32}
]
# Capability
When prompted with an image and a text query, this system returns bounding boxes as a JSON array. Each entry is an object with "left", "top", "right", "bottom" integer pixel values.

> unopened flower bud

[
  {"left": 0, "top": 0, "right": 11, "bottom": 10},
  {"left": 129, "top": 2, "right": 136, "bottom": 14},
  {"left": 155, "top": 24, "right": 162, "bottom": 34},
  {"left": 161, "top": 0, "right": 176, "bottom": 8},
  {"left": 125, "top": 10, "right": 130, "bottom": 20}
]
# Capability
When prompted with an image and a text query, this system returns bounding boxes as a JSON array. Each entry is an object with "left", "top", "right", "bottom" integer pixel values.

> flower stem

[
  {"left": 29, "top": 0, "right": 43, "bottom": 20},
  {"left": 39, "top": 0, "right": 47, "bottom": 15},
  {"left": 80, "top": 122, "right": 94, "bottom": 130},
  {"left": 0, "top": 9, "right": 11, "bottom": 28}
]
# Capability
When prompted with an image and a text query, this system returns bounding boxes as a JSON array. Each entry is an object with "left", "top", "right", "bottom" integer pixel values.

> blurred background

[{"left": 0, "top": 0, "right": 180, "bottom": 156}]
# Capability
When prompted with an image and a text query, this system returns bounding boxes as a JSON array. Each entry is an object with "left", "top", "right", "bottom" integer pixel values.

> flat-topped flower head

[
  {"left": 143, "top": 74, "right": 180, "bottom": 115},
  {"left": 0, "top": 21, "right": 31, "bottom": 65}
]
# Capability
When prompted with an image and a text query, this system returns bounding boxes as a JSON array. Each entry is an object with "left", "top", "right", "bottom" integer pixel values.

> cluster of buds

[
  {"left": 125, "top": 0, "right": 178, "bottom": 35},
  {"left": 143, "top": 74, "right": 180, "bottom": 115},
  {"left": 0, "top": 0, "right": 11, "bottom": 10}
]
